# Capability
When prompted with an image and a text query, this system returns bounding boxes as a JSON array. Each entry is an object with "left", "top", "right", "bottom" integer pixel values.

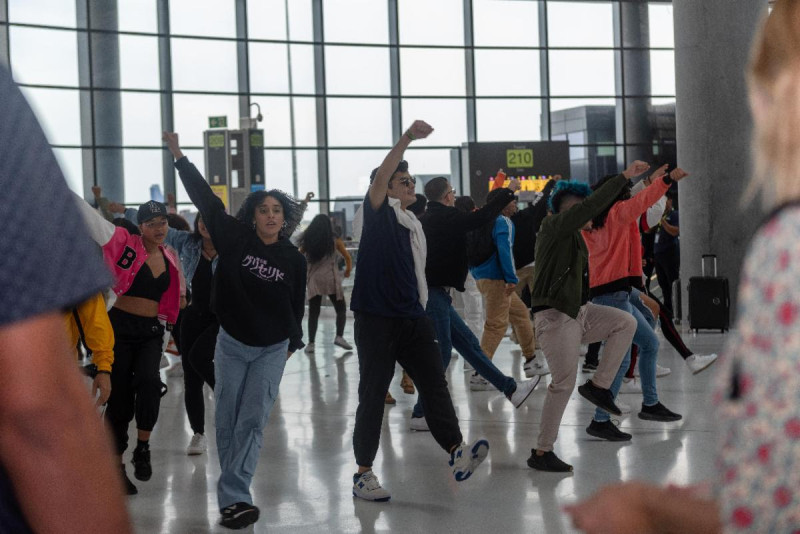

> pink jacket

[
  {"left": 582, "top": 177, "right": 671, "bottom": 289},
  {"left": 76, "top": 196, "right": 182, "bottom": 324}
]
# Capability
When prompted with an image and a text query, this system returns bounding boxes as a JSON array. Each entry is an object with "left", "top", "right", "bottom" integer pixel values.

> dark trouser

[
  {"left": 353, "top": 312, "right": 462, "bottom": 467},
  {"left": 308, "top": 294, "right": 347, "bottom": 342},
  {"left": 179, "top": 307, "right": 219, "bottom": 435},
  {"left": 644, "top": 292, "right": 694, "bottom": 359},
  {"left": 106, "top": 308, "right": 165, "bottom": 455},
  {"left": 413, "top": 287, "right": 515, "bottom": 418},
  {"left": 655, "top": 250, "right": 680, "bottom": 315}
]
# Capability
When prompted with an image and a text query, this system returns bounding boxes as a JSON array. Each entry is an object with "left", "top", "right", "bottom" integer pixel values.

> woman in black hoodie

[{"left": 163, "top": 132, "right": 306, "bottom": 530}]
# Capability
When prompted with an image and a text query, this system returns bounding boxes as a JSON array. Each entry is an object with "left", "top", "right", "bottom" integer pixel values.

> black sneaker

[
  {"left": 638, "top": 402, "right": 682, "bottom": 422},
  {"left": 526, "top": 450, "right": 573, "bottom": 472},
  {"left": 121, "top": 464, "right": 137, "bottom": 495},
  {"left": 586, "top": 419, "right": 632, "bottom": 441},
  {"left": 577, "top": 380, "right": 621, "bottom": 416},
  {"left": 132, "top": 445, "right": 152, "bottom": 481},
  {"left": 582, "top": 361, "right": 598, "bottom": 373},
  {"left": 220, "top": 502, "right": 260, "bottom": 530}
]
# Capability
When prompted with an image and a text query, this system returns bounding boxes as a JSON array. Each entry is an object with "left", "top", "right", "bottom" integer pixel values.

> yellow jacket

[{"left": 65, "top": 293, "right": 114, "bottom": 373}]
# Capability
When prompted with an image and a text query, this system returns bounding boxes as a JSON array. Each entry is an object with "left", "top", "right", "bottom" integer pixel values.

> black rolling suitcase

[{"left": 688, "top": 254, "right": 730, "bottom": 333}]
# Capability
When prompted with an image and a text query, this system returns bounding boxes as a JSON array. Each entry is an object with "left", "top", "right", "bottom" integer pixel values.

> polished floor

[{"left": 129, "top": 309, "right": 728, "bottom": 533}]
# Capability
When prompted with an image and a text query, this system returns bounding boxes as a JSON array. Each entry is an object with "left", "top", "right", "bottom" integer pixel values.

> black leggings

[
  {"left": 106, "top": 308, "right": 165, "bottom": 455},
  {"left": 179, "top": 307, "right": 218, "bottom": 435},
  {"left": 308, "top": 294, "right": 346, "bottom": 342}
]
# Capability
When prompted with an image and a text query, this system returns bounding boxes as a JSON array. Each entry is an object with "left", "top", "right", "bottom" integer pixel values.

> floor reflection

[{"left": 127, "top": 310, "right": 727, "bottom": 533}]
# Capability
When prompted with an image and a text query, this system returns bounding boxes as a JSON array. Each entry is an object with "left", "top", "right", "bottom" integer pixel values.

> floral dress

[{"left": 713, "top": 205, "right": 800, "bottom": 532}]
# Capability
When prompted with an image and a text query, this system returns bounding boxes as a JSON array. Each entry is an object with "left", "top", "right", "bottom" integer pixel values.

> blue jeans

[
  {"left": 591, "top": 289, "right": 659, "bottom": 422},
  {"left": 214, "top": 327, "right": 289, "bottom": 510},
  {"left": 412, "top": 287, "right": 515, "bottom": 418}
]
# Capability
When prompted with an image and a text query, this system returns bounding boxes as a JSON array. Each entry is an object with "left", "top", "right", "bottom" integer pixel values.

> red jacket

[{"left": 582, "top": 177, "right": 671, "bottom": 290}]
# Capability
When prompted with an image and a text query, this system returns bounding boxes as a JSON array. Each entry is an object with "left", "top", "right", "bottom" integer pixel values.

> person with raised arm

[
  {"left": 349, "top": 121, "right": 490, "bottom": 502},
  {"left": 163, "top": 131, "right": 306, "bottom": 530},
  {"left": 526, "top": 162, "right": 648, "bottom": 472}
]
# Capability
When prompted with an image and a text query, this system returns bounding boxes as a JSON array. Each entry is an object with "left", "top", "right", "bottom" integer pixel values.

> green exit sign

[
  {"left": 507, "top": 148, "right": 533, "bottom": 168},
  {"left": 208, "top": 116, "right": 228, "bottom": 129}
]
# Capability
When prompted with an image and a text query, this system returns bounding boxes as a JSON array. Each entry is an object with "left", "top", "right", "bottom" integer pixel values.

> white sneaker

[
  {"left": 463, "top": 359, "right": 473, "bottom": 372},
  {"left": 352, "top": 471, "right": 391, "bottom": 502},
  {"left": 187, "top": 433, "right": 207, "bottom": 456},
  {"left": 523, "top": 355, "right": 550, "bottom": 377},
  {"left": 333, "top": 336, "right": 353, "bottom": 350},
  {"left": 634, "top": 363, "right": 671, "bottom": 378},
  {"left": 508, "top": 377, "right": 541, "bottom": 408},
  {"left": 619, "top": 377, "right": 642, "bottom": 394},
  {"left": 686, "top": 353, "right": 718, "bottom": 375},
  {"left": 304, "top": 342, "right": 315, "bottom": 354},
  {"left": 615, "top": 399, "right": 632, "bottom": 414},
  {"left": 469, "top": 373, "right": 493, "bottom": 391},
  {"left": 165, "top": 360, "right": 184, "bottom": 378},
  {"left": 450, "top": 439, "right": 490, "bottom": 482},
  {"left": 410, "top": 416, "right": 429, "bottom": 432}
]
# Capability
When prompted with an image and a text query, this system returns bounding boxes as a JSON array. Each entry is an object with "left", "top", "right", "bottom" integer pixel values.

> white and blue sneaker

[
  {"left": 352, "top": 471, "right": 391, "bottom": 502},
  {"left": 449, "top": 439, "right": 490, "bottom": 482}
]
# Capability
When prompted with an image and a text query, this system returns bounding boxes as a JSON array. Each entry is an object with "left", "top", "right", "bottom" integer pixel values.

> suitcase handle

[{"left": 701, "top": 254, "right": 717, "bottom": 277}]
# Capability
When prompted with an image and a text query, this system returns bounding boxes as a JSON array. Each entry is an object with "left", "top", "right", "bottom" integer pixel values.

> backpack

[{"left": 466, "top": 221, "right": 497, "bottom": 267}]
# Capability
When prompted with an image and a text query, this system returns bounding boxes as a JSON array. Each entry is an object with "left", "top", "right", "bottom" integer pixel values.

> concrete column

[
  {"left": 77, "top": 0, "right": 124, "bottom": 202},
  {"left": 673, "top": 0, "right": 766, "bottom": 319},
  {"left": 617, "top": 2, "right": 652, "bottom": 166}
]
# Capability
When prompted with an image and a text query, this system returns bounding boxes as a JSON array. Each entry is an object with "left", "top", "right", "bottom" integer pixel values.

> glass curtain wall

[{"left": 1, "top": 0, "right": 675, "bottom": 218}]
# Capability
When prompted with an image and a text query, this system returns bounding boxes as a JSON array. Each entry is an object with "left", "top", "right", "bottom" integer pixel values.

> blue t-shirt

[
  {"left": 654, "top": 210, "right": 679, "bottom": 256},
  {"left": 350, "top": 195, "right": 425, "bottom": 318},
  {"left": 0, "top": 65, "right": 112, "bottom": 533}
]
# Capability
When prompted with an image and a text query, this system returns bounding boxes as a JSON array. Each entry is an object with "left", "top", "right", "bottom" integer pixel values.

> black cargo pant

[
  {"left": 106, "top": 308, "right": 165, "bottom": 455},
  {"left": 353, "top": 312, "right": 462, "bottom": 468}
]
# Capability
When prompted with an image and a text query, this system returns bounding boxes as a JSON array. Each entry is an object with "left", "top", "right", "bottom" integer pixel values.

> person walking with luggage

[
  {"left": 165, "top": 132, "right": 307, "bottom": 530},
  {"left": 350, "top": 120, "right": 490, "bottom": 502},
  {"left": 527, "top": 164, "right": 645, "bottom": 472}
]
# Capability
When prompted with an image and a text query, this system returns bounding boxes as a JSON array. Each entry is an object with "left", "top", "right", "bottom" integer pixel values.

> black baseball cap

[{"left": 137, "top": 200, "right": 168, "bottom": 224}]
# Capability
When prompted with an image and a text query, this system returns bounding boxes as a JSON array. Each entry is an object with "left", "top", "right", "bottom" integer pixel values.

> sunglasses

[{"left": 394, "top": 176, "right": 417, "bottom": 188}]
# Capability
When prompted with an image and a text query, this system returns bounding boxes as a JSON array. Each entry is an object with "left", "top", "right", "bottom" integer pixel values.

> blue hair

[{"left": 548, "top": 180, "right": 593, "bottom": 213}]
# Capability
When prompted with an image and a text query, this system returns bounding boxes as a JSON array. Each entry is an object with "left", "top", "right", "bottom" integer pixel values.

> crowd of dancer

[
  {"left": 63, "top": 115, "right": 724, "bottom": 528},
  {"left": 7, "top": 5, "right": 800, "bottom": 531},
  {"left": 58, "top": 118, "right": 724, "bottom": 529}
]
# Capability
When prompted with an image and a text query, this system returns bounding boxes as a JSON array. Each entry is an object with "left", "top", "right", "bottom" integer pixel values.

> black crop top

[{"left": 124, "top": 254, "right": 170, "bottom": 302}]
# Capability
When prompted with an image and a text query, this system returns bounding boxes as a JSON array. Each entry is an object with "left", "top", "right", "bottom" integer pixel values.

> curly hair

[
  {"left": 235, "top": 189, "right": 305, "bottom": 238},
  {"left": 590, "top": 174, "right": 633, "bottom": 229},
  {"left": 297, "top": 214, "right": 335, "bottom": 264},
  {"left": 548, "top": 180, "right": 593, "bottom": 213}
]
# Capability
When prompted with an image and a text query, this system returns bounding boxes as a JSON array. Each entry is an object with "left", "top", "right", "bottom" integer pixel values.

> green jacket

[{"left": 530, "top": 174, "right": 629, "bottom": 318}]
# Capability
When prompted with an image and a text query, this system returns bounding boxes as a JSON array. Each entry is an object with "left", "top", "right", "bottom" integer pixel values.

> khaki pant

[
  {"left": 533, "top": 303, "right": 636, "bottom": 452},
  {"left": 511, "top": 264, "right": 536, "bottom": 345},
  {"left": 515, "top": 264, "right": 536, "bottom": 296},
  {"left": 476, "top": 278, "right": 535, "bottom": 359}
]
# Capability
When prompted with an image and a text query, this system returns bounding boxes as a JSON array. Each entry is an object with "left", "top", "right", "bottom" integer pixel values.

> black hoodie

[{"left": 175, "top": 157, "right": 306, "bottom": 351}]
